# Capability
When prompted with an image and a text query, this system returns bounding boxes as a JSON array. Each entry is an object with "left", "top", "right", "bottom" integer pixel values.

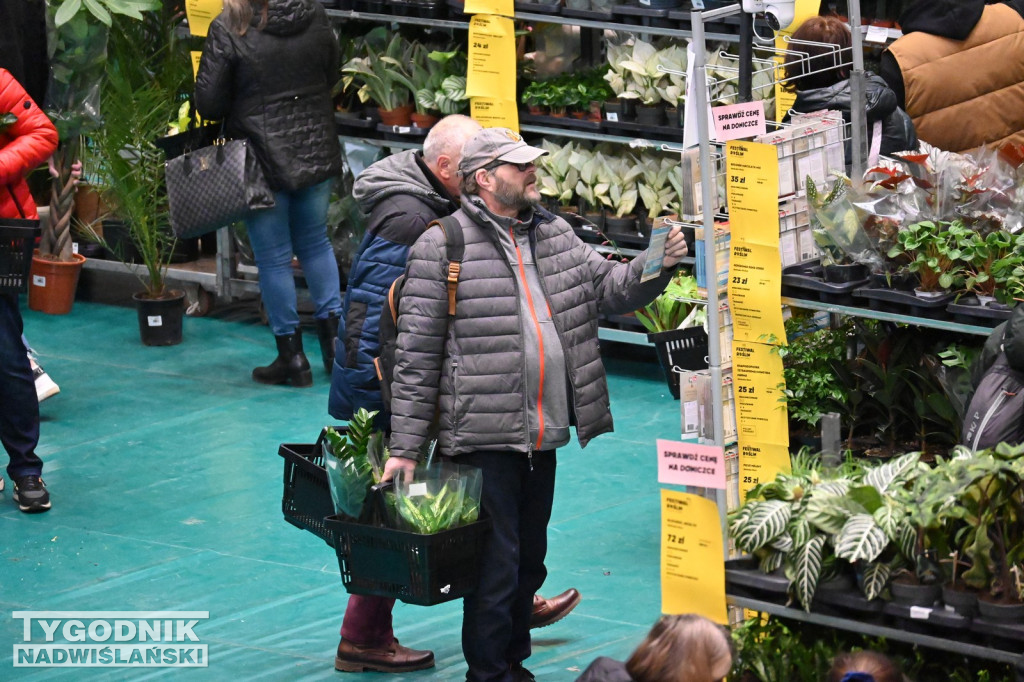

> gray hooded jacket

[{"left": 387, "top": 201, "right": 676, "bottom": 461}]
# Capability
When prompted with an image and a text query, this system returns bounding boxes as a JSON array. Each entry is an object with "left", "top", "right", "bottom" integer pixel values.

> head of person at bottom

[
  {"left": 827, "top": 650, "right": 906, "bottom": 682},
  {"left": 626, "top": 613, "right": 733, "bottom": 682},
  {"left": 458, "top": 127, "right": 548, "bottom": 218}
]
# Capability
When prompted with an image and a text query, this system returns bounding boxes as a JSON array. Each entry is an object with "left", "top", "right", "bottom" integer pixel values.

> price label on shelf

[
  {"left": 466, "top": 15, "right": 516, "bottom": 102},
  {"left": 661, "top": 490, "right": 727, "bottom": 624}
]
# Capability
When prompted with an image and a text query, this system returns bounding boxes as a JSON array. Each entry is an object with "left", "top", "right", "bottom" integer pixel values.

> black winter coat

[
  {"left": 575, "top": 657, "right": 633, "bottom": 682},
  {"left": 789, "top": 73, "right": 918, "bottom": 168},
  {"left": 194, "top": 0, "right": 341, "bottom": 191}
]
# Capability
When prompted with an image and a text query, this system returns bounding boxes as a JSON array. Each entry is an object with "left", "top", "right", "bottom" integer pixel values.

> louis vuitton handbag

[{"left": 165, "top": 136, "right": 275, "bottom": 239}]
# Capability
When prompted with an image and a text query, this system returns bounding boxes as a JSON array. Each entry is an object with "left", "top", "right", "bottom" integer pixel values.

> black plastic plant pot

[
  {"left": 604, "top": 98, "right": 637, "bottom": 122},
  {"left": 134, "top": 290, "right": 185, "bottom": 347},
  {"left": 636, "top": 103, "right": 665, "bottom": 126},
  {"left": 976, "top": 596, "right": 1024, "bottom": 622},
  {"left": 889, "top": 578, "right": 941, "bottom": 607},
  {"left": 941, "top": 584, "right": 979, "bottom": 618},
  {"left": 822, "top": 262, "right": 868, "bottom": 283}
]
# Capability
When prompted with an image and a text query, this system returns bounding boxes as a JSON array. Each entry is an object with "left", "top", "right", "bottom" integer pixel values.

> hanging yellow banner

[
  {"left": 185, "top": 0, "right": 222, "bottom": 38},
  {"left": 732, "top": 341, "right": 789, "bottom": 445},
  {"left": 464, "top": 0, "right": 514, "bottom": 17},
  {"left": 661, "top": 490, "right": 728, "bottom": 624},
  {"left": 728, "top": 242, "right": 785, "bottom": 343},
  {"left": 191, "top": 51, "right": 203, "bottom": 80},
  {"left": 738, "top": 441, "right": 791, "bottom": 501},
  {"left": 726, "top": 141, "right": 785, "bottom": 344},
  {"left": 725, "top": 141, "right": 779, "bottom": 246},
  {"left": 471, "top": 97, "right": 519, "bottom": 131},
  {"left": 466, "top": 15, "right": 516, "bottom": 102}
]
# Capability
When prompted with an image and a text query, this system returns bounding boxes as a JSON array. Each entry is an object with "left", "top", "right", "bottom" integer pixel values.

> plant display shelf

[
  {"left": 780, "top": 296, "right": 993, "bottom": 337},
  {"left": 324, "top": 7, "right": 741, "bottom": 42},
  {"left": 727, "top": 594, "right": 1024, "bottom": 679},
  {"left": 80, "top": 228, "right": 259, "bottom": 316}
]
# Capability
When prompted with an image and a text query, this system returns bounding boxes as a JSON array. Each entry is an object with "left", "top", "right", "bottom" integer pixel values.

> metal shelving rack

[{"left": 689, "top": 5, "right": 1022, "bottom": 674}]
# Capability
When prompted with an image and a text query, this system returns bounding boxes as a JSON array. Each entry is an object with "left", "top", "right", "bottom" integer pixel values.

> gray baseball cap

[{"left": 458, "top": 127, "right": 547, "bottom": 177}]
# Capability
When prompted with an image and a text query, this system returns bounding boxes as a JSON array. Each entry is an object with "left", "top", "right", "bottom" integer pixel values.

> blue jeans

[
  {"left": 0, "top": 294, "right": 43, "bottom": 479},
  {"left": 245, "top": 180, "right": 342, "bottom": 336}
]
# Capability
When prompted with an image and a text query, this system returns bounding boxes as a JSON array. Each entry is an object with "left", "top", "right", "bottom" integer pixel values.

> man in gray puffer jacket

[{"left": 381, "top": 128, "right": 689, "bottom": 682}]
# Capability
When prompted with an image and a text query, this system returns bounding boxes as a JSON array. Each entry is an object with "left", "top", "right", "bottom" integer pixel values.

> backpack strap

[{"left": 428, "top": 216, "right": 464, "bottom": 317}]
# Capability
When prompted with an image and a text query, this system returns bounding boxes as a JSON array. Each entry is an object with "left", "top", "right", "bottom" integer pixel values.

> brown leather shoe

[
  {"left": 334, "top": 638, "right": 435, "bottom": 673},
  {"left": 530, "top": 588, "right": 582, "bottom": 629}
]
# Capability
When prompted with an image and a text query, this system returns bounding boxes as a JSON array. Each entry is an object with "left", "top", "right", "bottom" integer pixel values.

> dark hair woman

[
  {"left": 782, "top": 15, "right": 918, "bottom": 168},
  {"left": 195, "top": 0, "right": 343, "bottom": 386}
]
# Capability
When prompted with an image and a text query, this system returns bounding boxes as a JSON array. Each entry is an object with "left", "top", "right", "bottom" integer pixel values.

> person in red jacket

[{"left": 0, "top": 67, "right": 57, "bottom": 512}]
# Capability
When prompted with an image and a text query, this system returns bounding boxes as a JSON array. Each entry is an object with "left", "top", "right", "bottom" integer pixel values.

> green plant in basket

[
  {"left": 396, "top": 482, "right": 463, "bottom": 534},
  {"left": 394, "top": 462, "right": 481, "bottom": 534},
  {"left": 323, "top": 408, "right": 388, "bottom": 518}
]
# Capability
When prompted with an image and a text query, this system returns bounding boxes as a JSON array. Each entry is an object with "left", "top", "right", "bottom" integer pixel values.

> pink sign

[
  {"left": 657, "top": 439, "right": 727, "bottom": 489},
  {"left": 712, "top": 101, "right": 766, "bottom": 142}
]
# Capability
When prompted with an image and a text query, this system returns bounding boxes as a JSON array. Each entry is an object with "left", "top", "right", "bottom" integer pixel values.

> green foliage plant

[
  {"left": 573, "top": 147, "right": 613, "bottom": 214},
  {"left": 637, "top": 153, "right": 677, "bottom": 222},
  {"left": 729, "top": 450, "right": 932, "bottom": 609},
  {"left": 634, "top": 269, "right": 704, "bottom": 334},
  {"left": 80, "top": 9, "right": 191, "bottom": 298},
  {"left": 536, "top": 139, "right": 581, "bottom": 207},
  {"left": 806, "top": 175, "right": 853, "bottom": 266},
  {"left": 775, "top": 316, "right": 849, "bottom": 430},
  {"left": 958, "top": 229, "right": 1024, "bottom": 301},
  {"left": 886, "top": 219, "right": 969, "bottom": 292},
  {"left": 341, "top": 29, "right": 417, "bottom": 111},
  {"left": 603, "top": 152, "right": 643, "bottom": 218},
  {"left": 324, "top": 408, "right": 388, "bottom": 485},
  {"left": 931, "top": 443, "right": 1024, "bottom": 603},
  {"left": 411, "top": 45, "right": 468, "bottom": 116}
]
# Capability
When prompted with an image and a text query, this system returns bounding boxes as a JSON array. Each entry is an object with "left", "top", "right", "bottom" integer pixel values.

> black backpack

[
  {"left": 962, "top": 303, "right": 1024, "bottom": 450},
  {"left": 373, "top": 216, "right": 464, "bottom": 413}
]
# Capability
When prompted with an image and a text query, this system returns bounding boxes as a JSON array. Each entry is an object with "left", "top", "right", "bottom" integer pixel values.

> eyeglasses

[{"left": 484, "top": 160, "right": 534, "bottom": 173}]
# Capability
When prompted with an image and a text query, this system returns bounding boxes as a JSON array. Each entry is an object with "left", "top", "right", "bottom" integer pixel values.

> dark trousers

[
  {"left": 339, "top": 594, "right": 395, "bottom": 647},
  {"left": 458, "top": 449, "right": 556, "bottom": 682},
  {"left": 0, "top": 294, "right": 42, "bottom": 479}
]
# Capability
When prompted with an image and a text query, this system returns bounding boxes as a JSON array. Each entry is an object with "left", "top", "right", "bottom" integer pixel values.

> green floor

[{"left": 2, "top": 297, "right": 683, "bottom": 680}]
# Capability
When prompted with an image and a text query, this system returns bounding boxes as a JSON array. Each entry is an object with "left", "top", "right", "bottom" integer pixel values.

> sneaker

[
  {"left": 29, "top": 356, "right": 60, "bottom": 403},
  {"left": 13, "top": 476, "right": 50, "bottom": 513}
]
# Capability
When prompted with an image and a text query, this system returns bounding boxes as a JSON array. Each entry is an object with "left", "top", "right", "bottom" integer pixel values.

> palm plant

[{"left": 82, "top": 13, "right": 188, "bottom": 299}]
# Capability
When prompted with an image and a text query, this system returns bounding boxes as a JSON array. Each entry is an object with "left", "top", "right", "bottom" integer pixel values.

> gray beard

[{"left": 493, "top": 176, "right": 538, "bottom": 213}]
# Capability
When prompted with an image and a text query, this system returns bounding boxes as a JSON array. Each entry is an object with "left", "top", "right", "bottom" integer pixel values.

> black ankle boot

[
  {"left": 252, "top": 332, "right": 313, "bottom": 387},
  {"left": 314, "top": 312, "right": 340, "bottom": 374}
]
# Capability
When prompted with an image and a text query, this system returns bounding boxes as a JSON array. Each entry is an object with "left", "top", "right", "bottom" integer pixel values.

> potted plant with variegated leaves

[
  {"left": 637, "top": 154, "right": 677, "bottom": 236},
  {"left": 602, "top": 152, "right": 642, "bottom": 235},
  {"left": 573, "top": 147, "right": 612, "bottom": 230},
  {"left": 655, "top": 43, "right": 687, "bottom": 127},
  {"left": 535, "top": 140, "right": 581, "bottom": 215}
]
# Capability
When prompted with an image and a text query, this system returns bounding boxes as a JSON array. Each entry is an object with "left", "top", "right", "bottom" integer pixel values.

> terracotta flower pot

[
  {"left": 378, "top": 105, "right": 414, "bottom": 127},
  {"left": 28, "top": 251, "right": 86, "bottom": 315},
  {"left": 410, "top": 112, "right": 439, "bottom": 129}
]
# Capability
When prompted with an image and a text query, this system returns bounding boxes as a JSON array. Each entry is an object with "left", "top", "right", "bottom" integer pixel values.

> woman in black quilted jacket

[
  {"left": 782, "top": 15, "right": 918, "bottom": 171},
  {"left": 195, "top": 0, "right": 343, "bottom": 387}
]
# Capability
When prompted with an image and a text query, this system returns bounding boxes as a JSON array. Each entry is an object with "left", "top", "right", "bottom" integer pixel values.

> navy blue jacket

[{"left": 327, "top": 150, "right": 457, "bottom": 426}]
